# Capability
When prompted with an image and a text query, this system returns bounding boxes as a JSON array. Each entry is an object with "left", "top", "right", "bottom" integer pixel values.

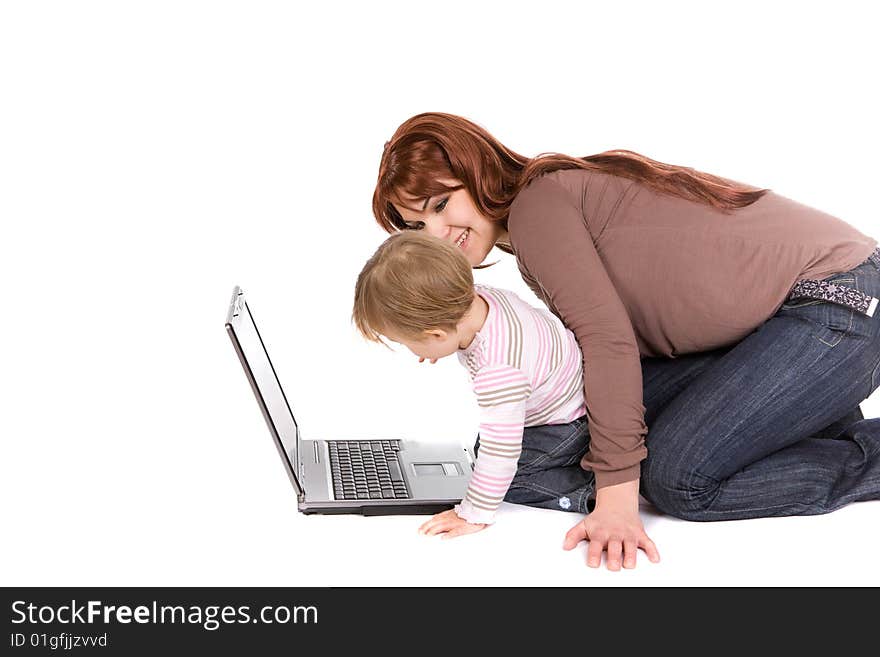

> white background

[{"left": 2, "top": 0, "right": 879, "bottom": 586}]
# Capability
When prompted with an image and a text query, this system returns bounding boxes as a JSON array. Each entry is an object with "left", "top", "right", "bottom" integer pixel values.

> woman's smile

[{"left": 392, "top": 184, "right": 507, "bottom": 266}]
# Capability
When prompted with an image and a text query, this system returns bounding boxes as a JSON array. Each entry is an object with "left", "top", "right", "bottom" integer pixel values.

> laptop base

[{"left": 300, "top": 503, "right": 455, "bottom": 516}]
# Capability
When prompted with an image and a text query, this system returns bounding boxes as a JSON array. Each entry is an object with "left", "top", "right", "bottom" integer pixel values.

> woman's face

[{"left": 391, "top": 179, "right": 509, "bottom": 267}]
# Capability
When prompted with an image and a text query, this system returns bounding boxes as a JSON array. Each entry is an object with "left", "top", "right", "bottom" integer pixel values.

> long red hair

[{"left": 373, "top": 112, "right": 771, "bottom": 256}]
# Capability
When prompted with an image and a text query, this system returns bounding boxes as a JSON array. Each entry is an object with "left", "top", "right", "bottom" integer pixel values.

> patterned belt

[{"left": 784, "top": 246, "right": 880, "bottom": 317}]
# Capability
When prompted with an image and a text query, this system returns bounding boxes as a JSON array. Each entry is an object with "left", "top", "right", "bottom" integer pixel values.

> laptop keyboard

[{"left": 328, "top": 440, "right": 411, "bottom": 500}]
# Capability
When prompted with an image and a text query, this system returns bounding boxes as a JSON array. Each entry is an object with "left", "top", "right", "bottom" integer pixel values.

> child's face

[{"left": 383, "top": 328, "right": 463, "bottom": 362}]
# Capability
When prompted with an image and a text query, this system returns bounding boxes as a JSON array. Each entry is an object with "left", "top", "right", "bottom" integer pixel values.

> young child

[{"left": 352, "top": 231, "right": 591, "bottom": 537}]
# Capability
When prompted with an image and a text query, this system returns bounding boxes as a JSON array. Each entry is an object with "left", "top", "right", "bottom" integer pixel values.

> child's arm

[
  {"left": 419, "top": 365, "right": 530, "bottom": 537},
  {"left": 454, "top": 364, "right": 530, "bottom": 525}
]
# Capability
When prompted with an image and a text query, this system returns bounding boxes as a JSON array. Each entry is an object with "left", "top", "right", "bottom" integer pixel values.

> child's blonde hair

[{"left": 353, "top": 232, "right": 475, "bottom": 343}]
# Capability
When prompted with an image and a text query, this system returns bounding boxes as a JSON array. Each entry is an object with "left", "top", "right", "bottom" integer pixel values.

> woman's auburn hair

[{"left": 372, "top": 112, "right": 771, "bottom": 256}]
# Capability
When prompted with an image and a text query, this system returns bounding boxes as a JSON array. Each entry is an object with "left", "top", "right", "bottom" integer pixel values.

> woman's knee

[{"left": 639, "top": 454, "right": 721, "bottom": 521}]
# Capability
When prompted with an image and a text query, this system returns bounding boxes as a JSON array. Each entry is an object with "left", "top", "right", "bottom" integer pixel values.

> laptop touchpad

[{"left": 413, "top": 463, "right": 461, "bottom": 476}]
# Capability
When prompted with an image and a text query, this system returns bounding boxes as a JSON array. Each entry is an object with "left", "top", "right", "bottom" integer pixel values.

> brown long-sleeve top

[{"left": 507, "top": 168, "right": 877, "bottom": 490}]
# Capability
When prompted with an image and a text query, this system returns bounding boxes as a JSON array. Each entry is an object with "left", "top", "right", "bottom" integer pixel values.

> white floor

[{"left": 3, "top": 379, "right": 878, "bottom": 588}]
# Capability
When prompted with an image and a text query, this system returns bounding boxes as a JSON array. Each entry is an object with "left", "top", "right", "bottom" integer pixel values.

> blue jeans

[{"left": 476, "top": 251, "right": 880, "bottom": 520}]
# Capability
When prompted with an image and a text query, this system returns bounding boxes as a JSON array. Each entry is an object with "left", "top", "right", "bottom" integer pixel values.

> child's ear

[{"left": 422, "top": 329, "right": 449, "bottom": 341}]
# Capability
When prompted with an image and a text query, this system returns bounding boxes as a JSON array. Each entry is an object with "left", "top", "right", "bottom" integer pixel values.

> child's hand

[
  {"left": 418, "top": 509, "right": 487, "bottom": 539},
  {"left": 418, "top": 357, "right": 438, "bottom": 364}
]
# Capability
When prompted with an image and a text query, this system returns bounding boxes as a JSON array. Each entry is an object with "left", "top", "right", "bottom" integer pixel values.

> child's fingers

[
  {"left": 440, "top": 523, "right": 486, "bottom": 539},
  {"left": 420, "top": 520, "right": 453, "bottom": 534},
  {"left": 441, "top": 528, "right": 465, "bottom": 540},
  {"left": 418, "top": 509, "right": 455, "bottom": 534},
  {"left": 418, "top": 517, "right": 442, "bottom": 533},
  {"left": 419, "top": 510, "right": 487, "bottom": 538},
  {"left": 422, "top": 519, "right": 457, "bottom": 535}
]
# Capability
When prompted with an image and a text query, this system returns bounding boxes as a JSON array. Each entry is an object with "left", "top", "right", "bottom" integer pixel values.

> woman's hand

[
  {"left": 418, "top": 509, "right": 487, "bottom": 539},
  {"left": 562, "top": 479, "right": 660, "bottom": 570}
]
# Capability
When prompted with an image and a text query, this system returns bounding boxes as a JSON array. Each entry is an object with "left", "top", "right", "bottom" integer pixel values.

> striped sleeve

[{"left": 454, "top": 365, "right": 532, "bottom": 525}]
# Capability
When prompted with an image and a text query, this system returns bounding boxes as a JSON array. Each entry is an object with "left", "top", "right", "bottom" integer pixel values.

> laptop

[{"left": 225, "top": 286, "right": 474, "bottom": 515}]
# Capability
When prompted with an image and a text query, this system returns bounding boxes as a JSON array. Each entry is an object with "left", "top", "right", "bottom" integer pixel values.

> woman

[{"left": 371, "top": 111, "right": 880, "bottom": 570}]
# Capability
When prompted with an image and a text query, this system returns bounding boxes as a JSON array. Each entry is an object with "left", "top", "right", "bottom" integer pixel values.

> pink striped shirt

[{"left": 454, "top": 285, "right": 587, "bottom": 524}]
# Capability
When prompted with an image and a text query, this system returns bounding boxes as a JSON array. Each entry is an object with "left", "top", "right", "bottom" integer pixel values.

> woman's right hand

[{"left": 562, "top": 479, "right": 660, "bottom": 570}]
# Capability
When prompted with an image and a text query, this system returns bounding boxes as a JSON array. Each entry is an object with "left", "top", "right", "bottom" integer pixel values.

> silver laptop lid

[{"left": 225, "top": 286, "right": 304, "bottom": 499}]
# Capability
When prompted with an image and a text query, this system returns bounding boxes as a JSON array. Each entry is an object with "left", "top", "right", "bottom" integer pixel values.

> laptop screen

[{"left": 225, "top": 287, "right": 303, "bottom": 497}]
